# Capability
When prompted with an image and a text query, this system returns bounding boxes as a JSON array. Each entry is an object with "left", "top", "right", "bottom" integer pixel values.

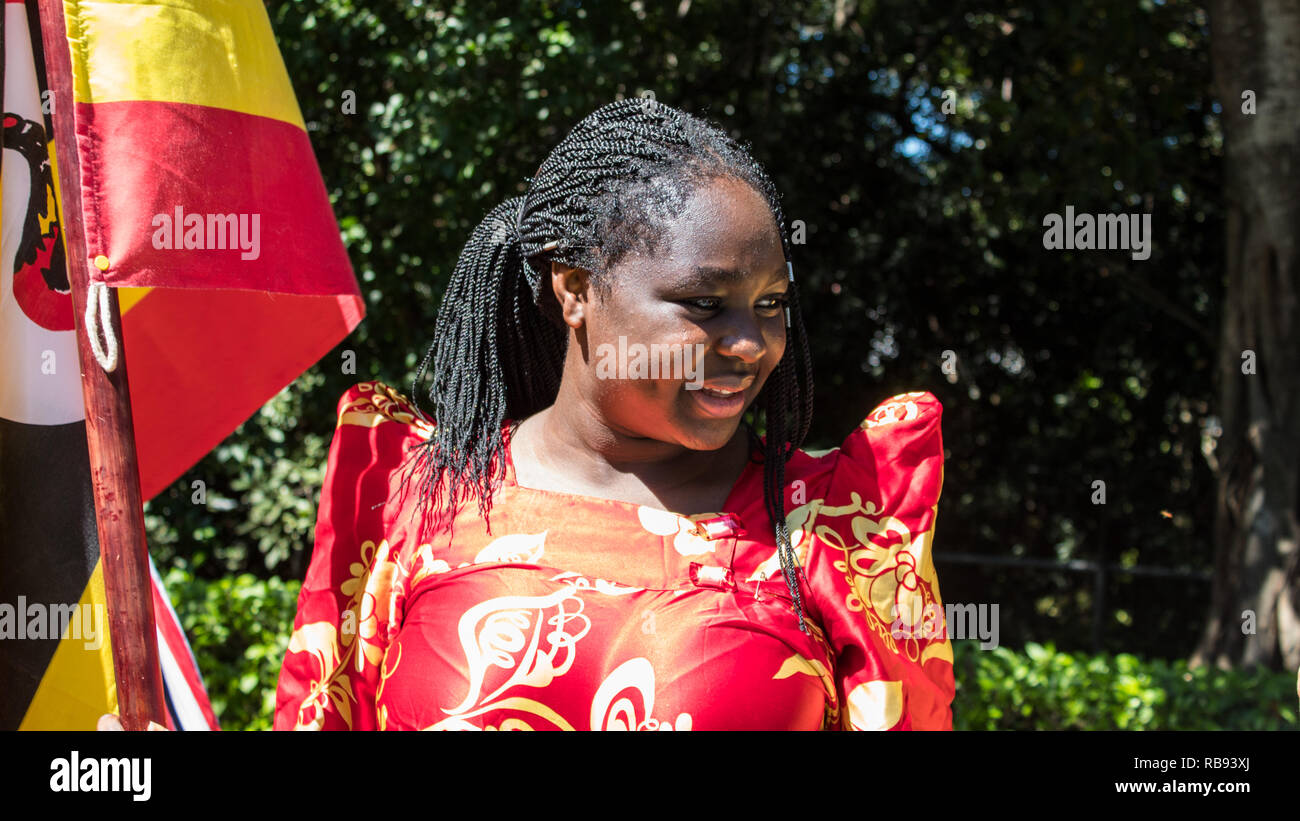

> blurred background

[{"left": 143, "top": 0, "right": 1298, "bottom": 729}]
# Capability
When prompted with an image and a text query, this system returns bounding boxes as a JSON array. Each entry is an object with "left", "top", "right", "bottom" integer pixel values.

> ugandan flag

[{"left": 0, "top": 0, "right": 363, "bottom": 729}]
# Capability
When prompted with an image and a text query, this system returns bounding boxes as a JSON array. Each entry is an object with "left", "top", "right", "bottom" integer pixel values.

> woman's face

[{"left": 553, "top": 175, "right": 790, "bottom": 452}]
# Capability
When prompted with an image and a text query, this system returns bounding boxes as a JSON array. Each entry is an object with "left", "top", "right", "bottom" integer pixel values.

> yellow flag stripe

[
  {"left": 19, "top": 559, "right": 118, "bottom": 730},
  {"left": 65, "top": 0, "right": 305, "bottom": 128},
  {"left": 117, "top": 286, "right": 152, "bottom": 314}
]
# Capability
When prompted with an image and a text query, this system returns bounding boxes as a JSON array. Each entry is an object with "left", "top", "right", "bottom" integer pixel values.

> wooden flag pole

[{"left": 36, "top": 0, "right": 167, "bottom": 730}]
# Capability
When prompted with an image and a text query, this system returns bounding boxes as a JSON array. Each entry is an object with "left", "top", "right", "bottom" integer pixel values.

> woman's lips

[
  {"left": 692, "top": 386, "right": 746, "bottom": 417},
  {"left": 687, "top": 377, "right": 755, "bottom": 418}
]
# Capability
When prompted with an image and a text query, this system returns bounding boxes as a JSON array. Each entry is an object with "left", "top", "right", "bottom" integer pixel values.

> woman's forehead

[
  {"left": 616, "top": 177, "right": 784, "bottom": 284},
  {"left": 672, "top": 177, "right": 780, "bottom": 244}
]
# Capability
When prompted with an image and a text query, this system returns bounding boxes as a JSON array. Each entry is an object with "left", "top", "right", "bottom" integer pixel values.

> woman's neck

[{"left": 511, "top": 401, "right": 753, "bottom": 514}]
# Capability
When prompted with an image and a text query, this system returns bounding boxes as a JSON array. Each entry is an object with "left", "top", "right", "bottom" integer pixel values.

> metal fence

[{"left": 937, "top": 552, "right": 1213, "bottom": 652}]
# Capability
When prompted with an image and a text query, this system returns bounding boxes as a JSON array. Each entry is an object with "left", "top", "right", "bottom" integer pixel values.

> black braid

[{"left": 406, "top": 98, "right": 815, "bottom": 630}]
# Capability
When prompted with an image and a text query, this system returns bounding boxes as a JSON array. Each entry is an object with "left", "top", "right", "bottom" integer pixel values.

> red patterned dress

[{"left": 274, "top": 381, "right": 956, "bottom": 730}]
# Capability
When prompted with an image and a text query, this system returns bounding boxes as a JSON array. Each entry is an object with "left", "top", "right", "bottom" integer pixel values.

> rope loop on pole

[{"left": 85, "top": 281, "right": 119, "bottom": 372}]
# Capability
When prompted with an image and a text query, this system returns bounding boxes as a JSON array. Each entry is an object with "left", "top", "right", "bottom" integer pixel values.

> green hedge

[
  {"left": 162, "top": 569, "right": 1298, "bottom": 731},
  {"left": 161, "top": 568, "right": 300, "bottom": 731},
  {"left": 953, "top": 640, "right": 1298, "bottom": 730}
]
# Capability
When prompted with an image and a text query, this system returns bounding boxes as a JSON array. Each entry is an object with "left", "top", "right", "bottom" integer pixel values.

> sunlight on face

[{"left": 577, "top": 176, "right": 789, "bottom": 451}]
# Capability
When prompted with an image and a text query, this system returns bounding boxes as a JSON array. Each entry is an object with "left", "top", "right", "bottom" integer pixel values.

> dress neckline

[{"left": 499, "top": 420, "right": 763, "bottom": 522}]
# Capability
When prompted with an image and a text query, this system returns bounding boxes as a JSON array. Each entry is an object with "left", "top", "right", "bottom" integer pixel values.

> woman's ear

[{"left": 551, "top": 261, "right": 590, "bottom": 329}]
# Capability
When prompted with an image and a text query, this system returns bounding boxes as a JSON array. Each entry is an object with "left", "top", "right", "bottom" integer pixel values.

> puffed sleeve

[
  {"left": 802, "top": 391, "right": 955, "bottom": 730},
  {"left": 273, "top": 382, "right": 426, "bottom": 730}
]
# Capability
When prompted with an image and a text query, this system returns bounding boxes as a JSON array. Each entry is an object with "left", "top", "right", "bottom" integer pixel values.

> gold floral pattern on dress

[
  {"left": 407, "top": 542, "right": 452, "bottom": 589},
  {"left": 817, "top": 493, "right": 946, "bottom": 664},
  {"left": 423, "top": 589, "right": 692, "bottom": 731},
  {"left": 844, "top": 680, "right": 903, "bottom": 730},
  {"left": 285, "top": 537, "right": 403, "bottom": 729},
  {"left": 285, "top": 621, "right": 348, "bottom": 730},
  {"left": 549, "top": 571, "right": 644, "bottom": 596},
  {"left": 427, "top": 699, "right": 576, "bottom": 731},
  {"left": 341, "top": 538, "right": 402, "bottom": 672},
  {"left": 429, "top": 588, "right": 593, "bottom": 729},
  {"left": 774, "top": 652, "right": 834, "bottom": 691},
  {"left": 337, "top": 380, "right": 432, "bottom": 434},
  {"left": 636, "top": 506, "right": 719, "bottom": 556},
  {"left": 473, "top": 531, "right": 546, "bottom": 564},
  {"left": 376, "top": 642, "right": 402, "bottom": 731},
  {"left": 771, "top": 620, "right": 841, "bottom": 730},
  {"left": 745, "top": 499, "right": 821, "bottom": 582},
  {"left": 859, "top": 392, "right": 927, "bottom": 429},
  {"left": 589, "top": 657, "right": 692, "bottom": 731}
]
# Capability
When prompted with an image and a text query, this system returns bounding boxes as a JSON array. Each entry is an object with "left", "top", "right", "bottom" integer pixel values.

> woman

[{"left": 274, "top": 98, "right": 955, "bottom": 730}]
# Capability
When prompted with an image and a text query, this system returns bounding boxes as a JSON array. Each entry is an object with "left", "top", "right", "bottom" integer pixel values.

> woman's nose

[{"left": 716, "top": 313, "right": 767, "bottom": 364}]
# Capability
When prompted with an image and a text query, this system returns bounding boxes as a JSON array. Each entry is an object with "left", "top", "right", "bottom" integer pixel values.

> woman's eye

[{"left": 681, "top": 295, "right": 788, "bottom": 313}]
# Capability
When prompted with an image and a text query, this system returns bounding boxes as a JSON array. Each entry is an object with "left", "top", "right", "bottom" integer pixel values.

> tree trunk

[{"left": 1194, "top": 0, "right": 1300, "bottom": 672}]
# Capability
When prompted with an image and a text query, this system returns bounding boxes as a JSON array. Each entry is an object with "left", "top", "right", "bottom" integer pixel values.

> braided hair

[{"left": 404, "top": 98, "right": 815, "bottom": 631}]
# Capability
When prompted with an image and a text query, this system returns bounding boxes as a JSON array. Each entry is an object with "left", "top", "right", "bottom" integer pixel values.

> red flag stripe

[
  {"left": 73, "top": 100, "right": 358, "bottom": 297},
  {"left": 124, "top": 287, "right": 364, "bottom": 501}
]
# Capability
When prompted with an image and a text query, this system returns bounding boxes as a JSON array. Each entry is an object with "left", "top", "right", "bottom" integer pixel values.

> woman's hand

[{"left": 97, "top": 713, "right": 168, "bottom": 731}]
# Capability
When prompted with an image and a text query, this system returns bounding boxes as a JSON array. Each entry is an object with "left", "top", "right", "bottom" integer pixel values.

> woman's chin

[{"left": 672, "top": 415, "right": 745, "bottom": 451}]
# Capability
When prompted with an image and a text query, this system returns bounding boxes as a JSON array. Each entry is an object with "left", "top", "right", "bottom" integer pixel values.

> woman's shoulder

[
  {"left": 791, "top": 392, "right": 953, "bottom": 730},
  {"left": 319, "top": 381, "right": 435, "bottom": 529},
  {"left": 837, "top": 389, "right": 943, "bottom": 475},
  {"left": 777, "top": 390, "right": 945, "bottom": 598},
  {"left": 745, "top": 390, "right": 944, "bottom": 581},
  {"left": 332, "top": 380, "right": 431, "bottom": 435},
  {"left": 787, "top": 390, "right": 943, "bottom": 487}
]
